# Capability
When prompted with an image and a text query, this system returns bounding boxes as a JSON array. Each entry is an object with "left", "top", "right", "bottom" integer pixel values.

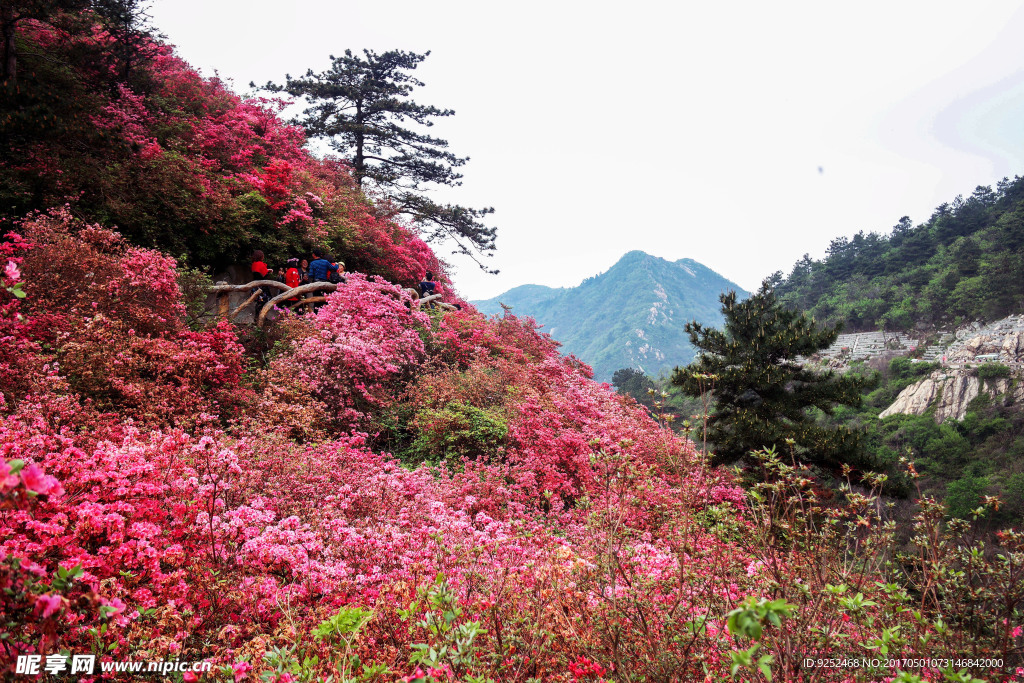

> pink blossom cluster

[
  {"left": 281, "top": 273, "right": 429, "bottom": 427},
  {"left": 6, "top": 199, "right": 1017, "bottom": 681},
  {"left": 0, "top": 216, "right": 765, "bottom": 677}
]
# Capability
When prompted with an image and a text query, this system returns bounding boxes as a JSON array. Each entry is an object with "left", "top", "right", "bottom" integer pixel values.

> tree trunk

[
  {"left": 354, "top": 98, "right": 364, "bottom": 186},
  {"left": 216, "top": 291, "right": 230, "bottom": 317}
]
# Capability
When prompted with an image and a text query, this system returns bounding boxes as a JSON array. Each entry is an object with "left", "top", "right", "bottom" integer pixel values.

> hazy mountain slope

[{"left": 473, "top": 251, "right": 747, "bottom": 380}]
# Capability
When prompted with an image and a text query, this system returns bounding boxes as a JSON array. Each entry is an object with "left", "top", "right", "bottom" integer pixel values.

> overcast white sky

[{"left": 151, "top": 0, "right": 1024, "bottom": 300}]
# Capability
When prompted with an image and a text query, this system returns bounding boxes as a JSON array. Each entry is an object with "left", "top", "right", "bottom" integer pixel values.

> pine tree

[
  {"left": 672, "top": 282, "right": 868, "bottom": 469},
  {"left": 262, "top": 49, "right": 497, "bottom": 270},
  {"left": 91, "top": 0, "right": 160, "bottom": 87}
]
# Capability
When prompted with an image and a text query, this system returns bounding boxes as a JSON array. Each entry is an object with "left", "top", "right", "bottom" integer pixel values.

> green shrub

[
  {"left": 945, "top": 475, "right": 986, "bottom": 519},
  {"left": 1001, "top": 472, "right": 1024, "bottom": 521},
  {"left": 408, "top": 402, "right": 508, "bottom": 465},
  {"left": 977, "top": 362, "right": 1011, "bottom": 381},
  {"left": 176, "top": 265, "right": 214, "bottom": 330},
  {"left": 958, "top": 410, "right": 1010, "bottom": 443},
  {"left": 889, "top": 357, "right": 938, "bottom": 381}
]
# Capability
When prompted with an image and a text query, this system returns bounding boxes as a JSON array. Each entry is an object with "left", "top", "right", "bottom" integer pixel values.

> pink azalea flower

[
  {"left": 232, "top": 661, "right": 251, "bottom": 682},
  {"left": 35, "top": 594, "right": 63, "bottom": 618},
  {"left": 4, "top": 260, "right": 19, "bottom": 281},
  {"left": 21, "top": 464, "right": 62, "bottom": 496},
  {"left": 401, "top": 667, "right": 426, "bottom": 682},
  {"left": 0, "top": 461, "right": 19, "bottom": 489}
]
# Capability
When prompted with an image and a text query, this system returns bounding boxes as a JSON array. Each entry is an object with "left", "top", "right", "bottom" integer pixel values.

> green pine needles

[
  {"left": 673, "top": 282, "right": 868, "bottom": 470},
  {"left": 261, "top": 49, "right": 498, "bottom": 270}
]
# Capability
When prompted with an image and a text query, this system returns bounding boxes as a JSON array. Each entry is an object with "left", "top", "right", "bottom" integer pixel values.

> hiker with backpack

[
  {"left": 330, "top": 260, "right": 346, "bottom": 285},
  {"left": 306, "top": 249, "right": 340, "bottom": 312},
  {"left": 419, "top": 271, "right": 439, "bottom": 309},
  {"left": 420, "top": 271, "right": 438, "bottom": 297}
]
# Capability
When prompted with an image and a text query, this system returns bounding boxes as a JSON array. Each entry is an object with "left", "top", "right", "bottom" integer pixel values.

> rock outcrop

[
  {"left": 879, "top": 317, "right": 1024, "bottom": 422},
  {"left": 879, "top": 370, "right": 1023, "bottom": 423},
  {"left": 878, "top": 373, "right": 944, "bottom": 420},
  {"left": 948, "top": 330, "right": 1024, "bottom": 363}
]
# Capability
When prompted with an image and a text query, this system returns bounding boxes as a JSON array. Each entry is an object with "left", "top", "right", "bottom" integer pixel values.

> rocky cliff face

[
  {"left": 879, "top": 370, "right": 1024, "bottom": 422},
  {"left": 948, "top": 330, "right": 1024, "bottom": 363},
  {"left": 879, "top": 325, "right": 1024, "bottom": 422}
]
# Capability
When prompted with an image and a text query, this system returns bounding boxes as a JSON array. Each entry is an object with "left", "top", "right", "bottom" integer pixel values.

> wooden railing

[{"left": 211, "top": 280, "right": 455, "bottom": 327}]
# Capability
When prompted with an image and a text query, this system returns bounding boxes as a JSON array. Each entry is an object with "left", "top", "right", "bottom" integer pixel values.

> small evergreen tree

[
  {"left": 612, "top": 367, "right": 657, "bottom": 400},
  {"left": 672, "top": 282, "right": 867, "bottom": 470},
  {"left": 262, "top": 49, "right": 497, "bottom": 270}
]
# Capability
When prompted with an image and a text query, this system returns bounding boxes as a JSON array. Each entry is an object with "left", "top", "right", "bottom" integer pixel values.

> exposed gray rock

[
  {"left": 878, "top": 315, "right": 1024, "bottom": 422},
  {"left": 933, "top": 374, "right": 982, "bottom": 422},
  {"left": 878, "top": 373, "right": 943, "bottom": 420},
  {"left": 1003, "top": 331, "right": 1024, "bottom": 359},
  {"left": 880, "top": 370, "right": 1024, "bottom": 423}
]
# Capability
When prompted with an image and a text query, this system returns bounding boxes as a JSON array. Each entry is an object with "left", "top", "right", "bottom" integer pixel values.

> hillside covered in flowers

[{"left": 2, "top": 7, "right": 1023, "bottom": 682}]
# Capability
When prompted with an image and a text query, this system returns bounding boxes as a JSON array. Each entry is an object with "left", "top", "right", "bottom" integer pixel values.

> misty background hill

[{"left": 472, "top": 251, "right": 748, "bottom": 381}]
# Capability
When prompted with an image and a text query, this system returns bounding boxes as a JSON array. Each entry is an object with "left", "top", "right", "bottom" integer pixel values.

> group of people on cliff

[
  {"left": 251, "top": 249, "right": 346, "bottom": 289},
  {"left": 250, "top": 249, "right": 440, "bottom": 308}
]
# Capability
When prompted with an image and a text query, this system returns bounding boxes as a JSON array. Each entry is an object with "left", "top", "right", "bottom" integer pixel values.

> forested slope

[
  {"left": 774, "top": 177, "right": 1024, "bottom": 331},
  {"left": 0, "top": 7, "right": 447, "bottom": 290}
]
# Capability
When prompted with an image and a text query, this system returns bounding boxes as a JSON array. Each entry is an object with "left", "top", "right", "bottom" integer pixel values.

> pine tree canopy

[
  {"left": 261, "top": 49, "right": 497, "bottom": 270},
  {"left": 672, "top": 282, "right": 869, "bottom": 470}
]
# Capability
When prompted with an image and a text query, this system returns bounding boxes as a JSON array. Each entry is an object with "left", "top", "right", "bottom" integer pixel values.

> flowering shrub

[
  {"left": 58, "top": 316, "right": 248, "bottom": 426},
  {"left": 276, "top": 273, "right": 428, "bottom": 429},
  {"left": 251, "top": 352, "right": 333, "bottom": 443},
  {"left": 0, "top": 231, "right": 43, "bottom": 407},
  {"left": 16, "top": 208, "right": 186, "bottom": 338},
  {"left": 0, "top": 457, "right": 78, "bottom": 659},
  {"left": 4, "top": 212, "right": 249, "bottom": 427},
  {"left": 2, "top": 246, "right": 1023, "bottom": 680}
]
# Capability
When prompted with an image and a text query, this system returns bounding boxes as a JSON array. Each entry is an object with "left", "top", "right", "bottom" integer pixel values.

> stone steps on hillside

[
  {"left": 818, "top": 330, "right": 923, "bottom": 363},
  {"left": 797, "top": 314, "right": 1024, "bottom": 372}
]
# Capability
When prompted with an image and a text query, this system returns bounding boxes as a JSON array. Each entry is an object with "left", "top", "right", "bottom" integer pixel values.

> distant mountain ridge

[{"left": 472, "top": 251, "right": 747, "bottom": 381}]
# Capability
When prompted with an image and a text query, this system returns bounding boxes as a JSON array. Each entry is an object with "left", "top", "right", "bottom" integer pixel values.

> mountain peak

[
  {"left": 614, "top": 250, "right": 674, "bottom": 269},
  {"left": 618, "top": 249, "right": 655, "bottom": 262},
  {"left": 472, "top": 252, "right": 747, "bottom": 381}
]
